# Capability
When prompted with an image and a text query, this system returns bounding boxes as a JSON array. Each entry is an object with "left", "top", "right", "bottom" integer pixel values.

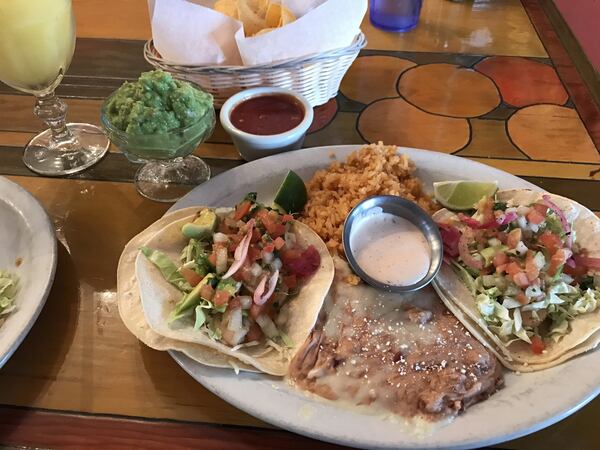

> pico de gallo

[
  {"left": 141, "top": 193, "right": 321, "bottom": 349},
  {"left": 437, "top": 194, "right": 600, "bottom": 354}
]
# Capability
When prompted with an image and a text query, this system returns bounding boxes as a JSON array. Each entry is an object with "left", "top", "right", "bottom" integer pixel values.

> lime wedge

[
  {"left": 274, "top": 170, "right": 307, "bottom": 214},
  {"left": 433, "top": 180, "right": 498, "bottom": 210}
]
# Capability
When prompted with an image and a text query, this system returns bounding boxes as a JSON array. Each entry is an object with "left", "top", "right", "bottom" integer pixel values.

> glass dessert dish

[{"left": 101, "top": 95, "right": 215, "bottom": 202}]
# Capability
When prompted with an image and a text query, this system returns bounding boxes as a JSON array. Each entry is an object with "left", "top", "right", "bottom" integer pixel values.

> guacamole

[{"left": 105, "top": 70, "right": 213, "bottom": 135}]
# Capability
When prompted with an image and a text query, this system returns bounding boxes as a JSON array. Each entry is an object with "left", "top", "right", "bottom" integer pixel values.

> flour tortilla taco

[
  {"left": 134, "top": 195, "right": 334, "bottom": 376},
  {"left": 117, "top": 207, "right": 258, "bottom": 372},
  {"left": 433, "top": 189, "right": 600, "bottom": 371}
]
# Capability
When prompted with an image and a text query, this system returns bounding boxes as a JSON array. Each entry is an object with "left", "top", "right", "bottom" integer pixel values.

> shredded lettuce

[
  {"left": 568, "top": 289, "right": 598, "bottom": 315},
  {"left": 194, "top": 305, "right": 207, "bottom": 330},
  {"left": 141, "top": 246, "right": 192, "bottom": 292},
  {"left": 0, "top": 271, "right": 18, "bottom": 318},
  {"left": 451, "top": 260, "right": 477, "bottom": 295}
]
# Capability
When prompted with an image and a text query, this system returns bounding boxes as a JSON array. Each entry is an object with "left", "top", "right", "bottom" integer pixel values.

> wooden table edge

[{"left": 0, "top": 404, "right": 345, "bottom": 449}]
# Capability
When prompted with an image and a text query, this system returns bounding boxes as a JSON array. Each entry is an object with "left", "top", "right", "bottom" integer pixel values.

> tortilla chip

[
  {"left": 214, "top": 0, "right": 239, "bottom": 20},
  {"left": 265, "top": 3, "right": 296, "bottom": 28},
  {"left": 278, "top": 5, "right": 296, "bottom": 26},
  {"left": 254, "top": 27, "right": 275, "bottom": 36},
  {"left": 135, "top": 210, "right": 334, "bottom": 376},
  {"left": 433, "top": 189, "right": 600, "bottom": 371},
  {"left": 237, "top": 0, "right": 267, "bottom": 36}
]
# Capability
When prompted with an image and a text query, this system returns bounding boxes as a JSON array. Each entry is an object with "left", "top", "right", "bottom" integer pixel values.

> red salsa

[{"left": 230, "top": 94, "right": 305, "bottom": 135}]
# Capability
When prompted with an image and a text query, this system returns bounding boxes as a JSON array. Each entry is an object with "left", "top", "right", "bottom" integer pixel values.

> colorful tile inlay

[
  {"left": 507, "top": 104, "right": 599, "bottom": 162},
  {"left": 475, "top": 56, "right": 569, "bottom": 107},
  {"left": 340, "top": 55, "right": 415, "bottom": 104},
  {"left": 397, "top": 63, "right": 500, "bottom": 118},
  {"left": 358, "top": 97, "right": 470, "bottom": 153},
  {"left": 332, "top": 53, "right": 599, "bottom": 165}
]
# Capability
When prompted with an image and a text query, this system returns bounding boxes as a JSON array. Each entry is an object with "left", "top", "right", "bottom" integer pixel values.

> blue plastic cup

[{"left": 370, "top": 0, "right": 423, "bottom": 32}]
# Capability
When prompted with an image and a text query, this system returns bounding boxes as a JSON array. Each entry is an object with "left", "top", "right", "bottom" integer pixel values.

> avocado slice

[
  {"left": 170, "top": 273, "right": 216, "bottom": 322},
  {"left": 182, "top": 209, "right": 218, "bottom": 240}
]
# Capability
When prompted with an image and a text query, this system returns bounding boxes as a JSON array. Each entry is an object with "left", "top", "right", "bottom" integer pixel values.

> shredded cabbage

[{"left": 0, "top": 271, "right": 18, "bottom": 320}]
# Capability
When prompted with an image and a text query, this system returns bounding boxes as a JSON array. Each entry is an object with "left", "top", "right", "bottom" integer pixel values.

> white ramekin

[{"left": 219, "top": 87, "right": 314, "bottom": 161}]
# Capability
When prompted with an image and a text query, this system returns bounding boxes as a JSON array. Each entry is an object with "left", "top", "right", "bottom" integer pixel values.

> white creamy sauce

[{"left": 350, "top": 212, "right": 431, "bottom": 286}]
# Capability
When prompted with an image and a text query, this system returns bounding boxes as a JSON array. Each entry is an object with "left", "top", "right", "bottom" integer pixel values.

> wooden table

[{"left": 0, "top": 0, "right": 598, "bottom": 448}]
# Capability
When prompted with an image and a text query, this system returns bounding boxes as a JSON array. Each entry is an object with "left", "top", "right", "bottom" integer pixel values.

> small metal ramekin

[{"left": 342, "top": 195, "right": 443, "bottom": 292}]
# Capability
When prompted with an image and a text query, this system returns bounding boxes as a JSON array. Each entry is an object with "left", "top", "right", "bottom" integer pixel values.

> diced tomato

[
  {"left": 548, "top": 248, "right": 570, "bottom": 276},
  {"left": 247, "top": 245, "right": 261, "bottom": 263},
  {"left": 245, "top": 322, "right": 264, "bottom": 342},
  {"left": 233, "top": 200, "right": 252, "bottom": 221},
  {"left": 234, "top": 259, "right": 255, "bottom": 283},
  {"left": 227, "top": 296, "right": 241, "bottom": 311},
  {"left": 180, "top": 267, "right": 203, "bottom": 286},
  {"left": 283, "top": 245, "right": 321, "bottom": 278},
  {"left": 251, "top": 228, "right": 261, "bottom": 243},
  {"left": 525, "top": 253, "right": 540, "bottom": 282},
  {"left": 506, "top": 261, "right": 522, "bottom": 277},
  {"left": 496, "top": 264, "right": 508, "bottom": 274},
  {"left": 513, "top": 272, "right": 530, "bottom": 288},
  {"left": 507, "top": 228, "right": 522, "bottom": 249},
  {"left": 262, "top": 243, "right": 275, "bottom": 253},
  {"left": 228, "top": 234, "right": 244, "bottom": 252},
  {"left": 213, "top": 290, "right": 231, "bottom": 307},
  {"left": 265, "top": 220, "right": 286, "bottom": 238},
  {"left": 281, "top": 214, "right": 294, "bottom": 223},
  {"left": 516, "top": 291, "right": 529, "bottom": 305},
  {"left": 200, "top": 284, "right": 215, "bottom": 301},
  {"left": 533, "top": 203, "right": 549, "bottom": 216},
  {"left": 207, "top": 252, "right": 217, "bottom": 268},
  {"left": 538, "top": 231, "right": 562, "bottom": 255},
  {"left": 254, "top": 208, "right": 269, "bottom": 222},
  {"left": 273, "top": 236, "right": 286, "bottom": 250},
  {"left": 531, "top": 336, "right": 545, "bottom": 355},
  {"left": 281, "top": 248, "right": 301, "bottom": 266},
  {"left": 283, "top": 274, "right": 297, "bottom": 290},
  {"left": 527, "top": 209, "right": 546, "bottom": 225},
  {"left": 493, "top": 252, "right": 508, "bottom": 267}
]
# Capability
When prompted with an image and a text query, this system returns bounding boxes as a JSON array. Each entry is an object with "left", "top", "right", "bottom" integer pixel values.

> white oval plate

[
  {"left": 167, "top": 146, "right": 599, "bottom": 449},
  {"left": 0, "top": 177, "right": 57, "bottom": 367}
]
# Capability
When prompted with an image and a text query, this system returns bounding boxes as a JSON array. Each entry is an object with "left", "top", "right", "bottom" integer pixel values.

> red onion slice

[
  {"left": 542, "top": 195, "right": 570, "bottom": 234},
  {"left": 253, "top": 275, "right": 267, "bottom": 305},
  {"left": 458, "top": 213, "right": 498, "bottom": 229},
  {"left": 438, "top": 223, "right": 460, "bottom": 258},
  {"left": 496, "top": 211, "right": 518, "bottom": 226},
  {"left": 223, "top": 219, "right": 255, "bottom": 279},
  {"left": 574, "top": 255, "right": 600, "bottom": 269},
  {"left": 253, "top": 270, "right": 280, "bottom": 305}
]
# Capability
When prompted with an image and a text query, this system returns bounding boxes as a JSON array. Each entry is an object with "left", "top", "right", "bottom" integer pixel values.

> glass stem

[{"left": 34, "top": 91, "right": 73, "bottom": 144}]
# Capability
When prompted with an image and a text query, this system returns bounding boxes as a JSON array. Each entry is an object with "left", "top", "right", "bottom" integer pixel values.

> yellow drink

[{"left": 0, "top": 0, "right": 75, "bottom": 94}]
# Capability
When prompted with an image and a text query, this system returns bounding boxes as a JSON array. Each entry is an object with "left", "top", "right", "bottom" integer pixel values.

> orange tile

[
  {"left": 341, "top": 56, "right": 415, "bottom": 104},
  {"left": 476, "top": 57, "right": 568, "bottom": 107},
  {"left": 358, "top": 97, "right": 470, "bottom": 152},
  {"left": 507, "top": 105, "right": 599, "bottom": 162},
  {"left": 398, "top": 64, "right": 500, "bottom": 118}
]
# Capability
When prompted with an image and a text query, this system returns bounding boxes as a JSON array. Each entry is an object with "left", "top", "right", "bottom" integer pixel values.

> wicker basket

[{"left": 144, "top": 33, "right": 366, "bottom": 107}]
